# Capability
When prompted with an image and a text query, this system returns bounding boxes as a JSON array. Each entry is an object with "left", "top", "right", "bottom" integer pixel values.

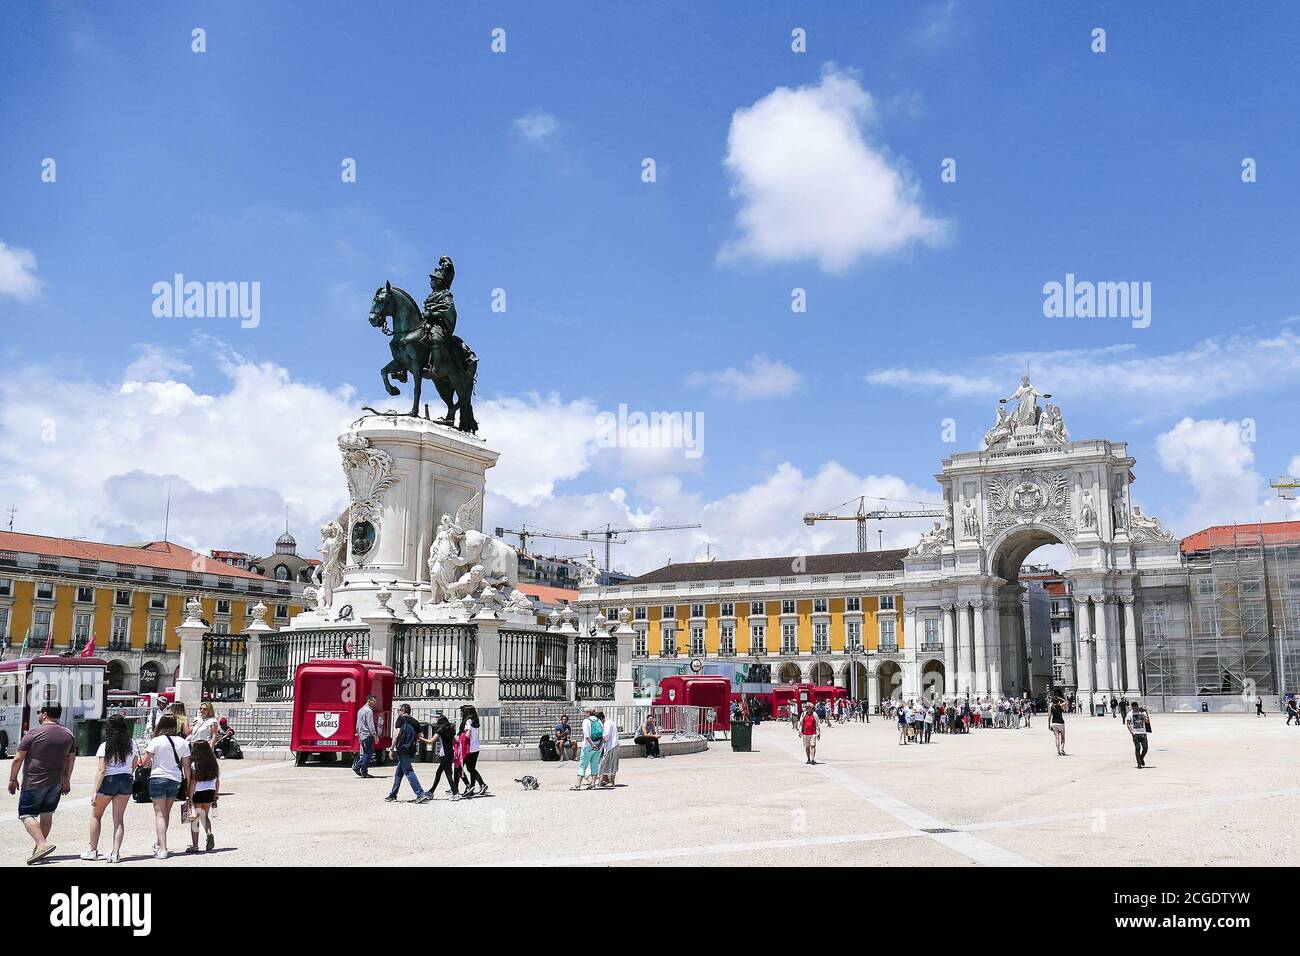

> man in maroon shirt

[{"left": 7, "top": 705, "right": 77, "bottom": 864}]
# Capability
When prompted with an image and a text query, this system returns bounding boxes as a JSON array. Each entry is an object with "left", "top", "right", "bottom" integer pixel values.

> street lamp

[
  {"left": 848, "top": 642, "right": 868, "bottom": 721},
  {"left": 1078, "top": 633, "right": 1097, "bottom": 716}
]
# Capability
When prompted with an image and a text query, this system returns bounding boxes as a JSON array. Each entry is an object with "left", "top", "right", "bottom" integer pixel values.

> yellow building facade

[{"left": 0, "top": 532, "right": 307, "bottom": 693}]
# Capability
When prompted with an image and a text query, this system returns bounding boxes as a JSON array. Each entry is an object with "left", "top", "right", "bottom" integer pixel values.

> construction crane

[
  {"left": 494, "top": 525, "right": 624, "bottom": 556},
  {"left": 1270, "top": 477, "right": 1299, "bottom": 500},
  {"left": 803, "top": 496, "right": 944, "bottom": 552},
  {"left": 581, "top": 522, "right": 703, "bottom": 582}
]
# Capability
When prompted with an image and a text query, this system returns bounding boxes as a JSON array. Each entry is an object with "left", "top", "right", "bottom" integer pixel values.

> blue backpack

[{"left": 588, "top": 718, "right": 604, "bottom": 744}]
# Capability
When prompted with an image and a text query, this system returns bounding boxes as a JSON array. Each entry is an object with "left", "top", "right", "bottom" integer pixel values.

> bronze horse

[{"left": 368, "top": 281, "right": 478, "bottom": 432}]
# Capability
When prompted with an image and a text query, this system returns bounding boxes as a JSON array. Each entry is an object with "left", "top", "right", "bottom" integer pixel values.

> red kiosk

[
  {"left": 290, "top": 658, "right": 395, "bottom": 767},
  {"left": 653, "top": 674, "right": 732, "bottom": 733}
]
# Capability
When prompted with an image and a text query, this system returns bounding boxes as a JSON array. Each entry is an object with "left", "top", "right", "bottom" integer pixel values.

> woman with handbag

[
  {"left": 81, "top": 714, "right": 138, "bottom": 863},
  {"left": 420, "top": 714, "right": 460, "bottom": 800},
  {"left": 140, "top": 715, "right": 191, "bottom": 860}
]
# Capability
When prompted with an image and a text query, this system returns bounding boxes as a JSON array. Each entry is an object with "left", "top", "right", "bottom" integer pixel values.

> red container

[
  {"left": 653, "top": 675, "right": 732, "bottom": 731},
  {"left": 291, "top": 658, "right": 394, "bottom": 764}
]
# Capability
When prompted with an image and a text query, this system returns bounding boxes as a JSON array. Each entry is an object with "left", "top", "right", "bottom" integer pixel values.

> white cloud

[
  {"left": 867, "top": 327, "right": 1300, "bottom": 420},
  {"left": 512, "top": 109, "right": 559, "bottom": 145},
  {"left": 1154, "top": 417, "right": 1283, "bottom": 532},
  {"left": 720, "top": 67, "right": 950, "bottom": 272},
  {"left": 684, "top": 354, "right": 804, "bottom": 399},
  {"left": 0, "top": 240, "right": 43, "bottom": 300}
]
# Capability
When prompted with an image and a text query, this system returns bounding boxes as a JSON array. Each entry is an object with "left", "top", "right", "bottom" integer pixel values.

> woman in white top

[
  {"left": 458, "top": 705, "right": 487, "bottom": 797},
  {"left": 597, "top": 710, "right": 620, "bottom": 787},
  {"left": 140, "top": 715, "right": 191, "bottom": 860},
  {"left": 82, "top": 714, "right": 139, "bottom": 863},
  {"left": 188, "top": 701, "right": 220, "bottom": 748}
]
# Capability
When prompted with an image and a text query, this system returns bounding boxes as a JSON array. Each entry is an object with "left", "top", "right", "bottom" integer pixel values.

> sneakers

[
  {"left": 80, "top": 848, "right": 102, "bottom": 861},
  {"left": 106, "top": 852, "right": 121, "bottom": 864},
  {"left": 415, "top": 794, "right": 432, "bottom": 804},
  {"left": 184, "top": 845, "right": 201, "bottom": 854},
  {"left": 206, "top": 833, "right": 215, "bottom": 852},
  {"left": 384, "top": 795, "right": 398, "bottom": 802},
  {"left": 477, "top": 784, "right": 489, "bottom": 796},
  {"left": 154, "top": 848, "right": 168, "bottom": 860}
]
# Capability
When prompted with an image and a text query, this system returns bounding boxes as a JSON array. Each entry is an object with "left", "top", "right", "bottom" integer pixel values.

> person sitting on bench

[{"left": 553, "top": 715, "right": 577, "bottom": 761}]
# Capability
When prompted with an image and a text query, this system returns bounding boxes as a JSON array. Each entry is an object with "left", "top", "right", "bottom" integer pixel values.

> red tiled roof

[
  {"left": 0, "top": 531, "right": 270, "bottom": 581},
  {"left": 518, "top": 582, "right": 579, "bottom": 607},
  {"left": 1181, "top": 521, "right": 1300, "bottom": 553}
]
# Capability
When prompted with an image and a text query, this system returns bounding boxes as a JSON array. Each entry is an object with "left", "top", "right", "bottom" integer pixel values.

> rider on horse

[{"left": 403, "top": 256, "right": 476, "bottom": 381}]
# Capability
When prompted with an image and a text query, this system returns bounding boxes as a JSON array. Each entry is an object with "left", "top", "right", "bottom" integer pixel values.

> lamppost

[
  {"left": 1079, "top": 633, "right": 1097, "bottom": 716},
  {"left": 848, "top": 642, "right": 868, "bottom": 721}
]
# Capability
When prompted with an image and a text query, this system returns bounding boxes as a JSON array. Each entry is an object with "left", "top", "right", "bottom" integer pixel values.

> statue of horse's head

[{"left": 369, "top": 280, "right": 395, "bottom": 334}]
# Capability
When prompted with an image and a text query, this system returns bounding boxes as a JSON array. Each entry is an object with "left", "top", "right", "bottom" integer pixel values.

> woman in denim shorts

[
  {"left": 141, "top": 715, "right": 191, "bottom": 860},
  {"left": 81, "top": 715, "right": 140, "bottom": 863}
]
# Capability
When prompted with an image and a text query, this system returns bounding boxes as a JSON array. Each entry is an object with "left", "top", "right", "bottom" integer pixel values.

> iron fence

[
  {"left": 224, "top": 707, "right": 294, "bottom": 748},
  {"left": 257, "top": 628, "right": 371, "bottom": 702},
  {"left": 392, "top": 623, "right": 476, "bottom": 700},
  {"left": 574, "top": 636, "right": 617, "bottom": 700},
  {"left": 201, "top": 633, "right": 248, "bottom": 703},
  {"left": 496, "top": 702, "right": 706, "bottom": 747},
  {"left": 499, "top": 629, "right": 567, "bottom": 701}
]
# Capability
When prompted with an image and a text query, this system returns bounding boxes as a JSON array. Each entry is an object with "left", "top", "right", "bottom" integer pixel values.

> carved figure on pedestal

[
  {"left": 1042, "top": 403, "right": 1069, "bottom": 444},
  {"left": 1079, "top": 489, "right": 1097, "bottom": 530},
  {"left": 428, "top": 513, "right": 471, "bottom": 605},
  {"left": 425, "top": 493, "right": 520, "bottom": 605},
  {"left": 312, "top": 520, "right": 346, "bottom": 612},
  {"left": 909, "top": 521, "right": 947, "bottom": 558},
  {"left": 1112, "top": 489, "right": 1128, "bottom": 532},
  {"left": 1129, "top": 506, "right": 1175, "bottom": 542},
  {"left": 961, "top": 498, "right": 980, "bottom": 539},
  {"left": 983, "top": 404, "right": 1013, "bottom": 447},
  {"left": 448, "top": 564, "right": 486, "bottom": 601}
]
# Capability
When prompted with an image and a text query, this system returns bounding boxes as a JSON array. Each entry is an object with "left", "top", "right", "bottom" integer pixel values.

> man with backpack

[
  {"left": 386, "top": 704, "right": 430, "bottom": 803},
  {"left": 1125, "top": 700, "right": 1152, "bottom": 769},
  {"left": 572, "top": 706, "right": 604, "bottom": 791}
]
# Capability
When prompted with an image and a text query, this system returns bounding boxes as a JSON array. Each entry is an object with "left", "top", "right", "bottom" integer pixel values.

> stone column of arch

[
  {"left": 902, "top": 606, "right": 920, "bottom": 698},
  {"left": 1073, "top": 596, "right": 1095, "bottom": 701},
  {"left": 941, "top": 604, "right": 958, "bottom": 698},
  {"left": 1019, "top": 593, "right": 1034, "bottom": 696},
  {"left": 972, "top": 601, "right": 989, "bottom": 695},
  {"left": 1121, "top": 596, "right": 1141, "bottom": 695},
  {"left": 956, "top": 602, "right": 973, "bottom": 696},
  {"left": 1094, "top": 596, "right": 1114, "bottom": 695}
]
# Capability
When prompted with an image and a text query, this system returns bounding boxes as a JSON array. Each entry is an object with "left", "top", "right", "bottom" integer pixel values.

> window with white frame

[
  {"left": 1052, "top": 663, "right": 1063, "bottom": 681},
  {"left": 924, "top": 617, "right": 940, "bottom": 647},
  {"left": 750, "top": 622, "right": 766, "bottom": 654},
  {"left": 690, "top": 626, "right": 705, "bottom": 656},
  {"left": 720, "top": 623, "right": 735, "bottom": 656},
  {"left": 879, "top": 617, "right": 897, "bottom": 648},
  {"left": 781, "top": 599, "right": 796, "bottom": 615},
  {"left": 633, "top": 606, "right": 647, "bottom": 620},
  {"left": 216, "top": 599, "right": 231, "bottom": 615},
  {"left": 879, "top": 595, "right": 896, "bottom": 612},
  {"left": 846, "top": 596, "right": 861, "bottom": 612},
  {"left": 114, "top": 589, "right": 131, "bottom": 607},
  {"left": 661, "top": 626, "right": 678, "bottom": 656},
  {"left": 0, "top": 577, "right": 11, "bottom": 597},
  {"left": 690, "top": 603, "right": 705, "bottom": 619},
  {"left": 275, "top": 604, "right": 288, "bottom": 619},
  {"left": 662, "top": 605, "right": 676, "bottom": 619},
  {"left": 214, "top": 621, "right": 230, "bottom": 635},
  {"left": 147, "top": 617, "right": 165, "bottom": 646},
  {"left": 1199, "top": 605, "right": 1219, "bottom": 636},
  {"left": 781, "top": 622, "right": 798, "bottom": 655},
  {"left": 37, "top": 582, "right": 55, "bottom": 600},
  {"left": 76, "top": 586, "right": 95, "bottom": 603},
  {"left": 720, "top": 602, "right": 734, "bottom": 617},
  {"left": 150, "top": 592, "right": 167, "bottom": 610},
  {"left": 111, "top": 614, "right": 130, "bottom": 645},
  {"left": 32, "top": 609, "right": 52, "bottom": 640},
  {"left": 73, "top": 611, "right": 92, "bottom": 642},
  {"left": 750, "top": 601, "right": 765, "bottom": 616},
  {"left": 846, "top": 619, "right": 861, "bottom": 649},
  {"left": 813, "top": 597, "right": 827, "bottom": 614},
  {"left": 813, "top": 621, "right": 829, "bottom": 654},
  {"left": 634, "top": 630, "right": 648, "bottom": 657},
  {"left": 1197, "top": 576, "right": 1215, "bottom": 596}
]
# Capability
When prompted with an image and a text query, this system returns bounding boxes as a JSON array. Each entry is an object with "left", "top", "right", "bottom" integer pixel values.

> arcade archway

[
  {"left": 809, "top": 661, "right": 834, "bottom": 685},
  {"left": 777, "top": 662, "right": 801, "bottom": 684},
  {"left": 876, "top": 660, "right": 902, "bottom": 701}
]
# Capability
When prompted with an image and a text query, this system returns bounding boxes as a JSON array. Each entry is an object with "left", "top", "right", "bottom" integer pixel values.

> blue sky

[{"left": 2, "top": 1, "right": 1298, "bottom": 571}]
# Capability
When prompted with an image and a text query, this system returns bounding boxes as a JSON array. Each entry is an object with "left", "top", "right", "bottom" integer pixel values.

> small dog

[{"left": 514, "top": 775, "right": 540, "bottom": 791}]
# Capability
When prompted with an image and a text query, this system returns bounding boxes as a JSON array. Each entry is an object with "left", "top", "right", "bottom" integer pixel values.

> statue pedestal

[{"left": 323, "top": 415, "right": 499, "bottom": 624}]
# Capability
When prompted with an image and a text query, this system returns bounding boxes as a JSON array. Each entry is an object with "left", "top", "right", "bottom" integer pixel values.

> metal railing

[
  {"left": 392, "top": 623, "right": 476, "bottom": 700},
  {"left": 499, "top": 629, "right": 567, "bottom": 701},
  {"left": 574, "top": 636, "right": 617, "bottom": 700},
  {"left": 257, "top": 628, "right": 371, "bottom": 702},
  {"left": 201, "top": 633, "right": 248, "bottom": 703},
  {"left": 224, "top": 707, "right": 294, "bottom": 748},
  {"left": 495, "top": 702, "right": 707, "bottom": 747}
]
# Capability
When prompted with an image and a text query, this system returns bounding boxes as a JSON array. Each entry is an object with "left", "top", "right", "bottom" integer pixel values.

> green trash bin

[
  {"left": 74, "top": 719, "right": 104, "bottom": 757},
  {"left": 730, "top": 720, "right": 752, "bottom": 752}
]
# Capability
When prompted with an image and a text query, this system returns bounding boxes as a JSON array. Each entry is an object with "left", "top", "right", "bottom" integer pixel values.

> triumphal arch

[{"left": 897, "top": 377, "right": 1187, "bottom": 702}]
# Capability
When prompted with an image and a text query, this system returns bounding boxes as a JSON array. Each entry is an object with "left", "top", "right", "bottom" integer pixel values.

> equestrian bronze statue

[{"left": 367, "top": 256, "right": 479, "bottom": 432}]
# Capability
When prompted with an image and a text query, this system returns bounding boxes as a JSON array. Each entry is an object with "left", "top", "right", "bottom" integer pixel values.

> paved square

[{"left": 4, "top": 714, "right": 1297, "bottom": 867}]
